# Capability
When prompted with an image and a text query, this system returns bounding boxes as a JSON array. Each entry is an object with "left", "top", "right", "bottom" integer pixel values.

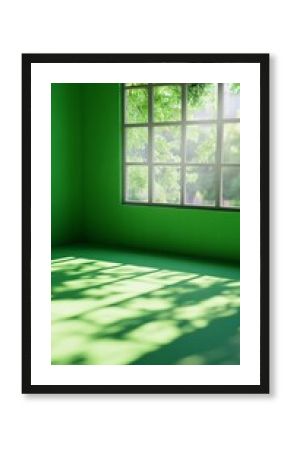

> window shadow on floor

[{"left": 51, "top": 245, "right": 240, "bottom": 365}]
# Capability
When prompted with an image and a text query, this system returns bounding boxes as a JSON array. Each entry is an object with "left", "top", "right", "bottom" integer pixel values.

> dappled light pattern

[{"left": 52, "top": 247, "right": 240, "bottom": 365}]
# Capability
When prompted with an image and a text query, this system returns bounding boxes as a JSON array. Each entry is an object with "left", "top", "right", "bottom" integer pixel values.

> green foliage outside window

[
  {"left": 154, "top": 167, "right": 180, "bottom": 204},
  {"left": 125, "top": 88, "right": 148, "bottom": 123},
  {"left": 124, "top": 83, "right": 240, "bottom": 208},
  {"left": 153, "top": 86, "right": 182, "bottom": 122},
  {"left": 127, "top": 166, "right": 148, "bottom": 202},
  {"left": 153, "top": 126, "right": 181, "bottom": 163},
  {"left": 126, "top": 127, "right": 148, "bottom": 162},
  {"left": 185, "top": 167, "right": 216, "bottom": 206},
  {"left": 223, "top": 123, "right": 240, "bottom": 163},
  {"left": 186, "top": 125, "right": 216, "bottom": 163}
]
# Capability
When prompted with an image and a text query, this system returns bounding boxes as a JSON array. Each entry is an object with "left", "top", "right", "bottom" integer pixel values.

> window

[{"left": 123, "top": 83, "right": 240, "bottom": 209}]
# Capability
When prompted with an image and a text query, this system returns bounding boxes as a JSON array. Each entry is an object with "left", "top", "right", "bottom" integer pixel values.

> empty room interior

[{"left": 51, "top": 83, "right": 240, "bottom": 365}]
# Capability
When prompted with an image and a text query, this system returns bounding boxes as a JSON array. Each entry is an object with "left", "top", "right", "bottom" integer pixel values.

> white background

[{"left": 0, "top": 0, "right": 286, "bottom": 449}]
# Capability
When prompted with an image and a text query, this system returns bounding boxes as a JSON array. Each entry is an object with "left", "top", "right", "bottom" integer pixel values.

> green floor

[{"left": 51, "top": 246, "right": 240, "bottom": 365}]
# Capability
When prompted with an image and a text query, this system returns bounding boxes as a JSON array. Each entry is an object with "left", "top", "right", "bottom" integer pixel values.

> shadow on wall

[{"left": 51, "top": 246, "right": 240, "bottom": 365}]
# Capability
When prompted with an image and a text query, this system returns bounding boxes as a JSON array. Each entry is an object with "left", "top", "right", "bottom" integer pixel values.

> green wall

[
  {"left": 51, "top": 84, "right": 83, "bottom": 246},
  {"left": 51, "top": 83, "right": 240, "bottom": 263}
]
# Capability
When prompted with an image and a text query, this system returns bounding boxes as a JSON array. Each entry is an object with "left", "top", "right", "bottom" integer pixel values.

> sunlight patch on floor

[{"left": 51, "top": 248, "right": 240, "bottom": 365}]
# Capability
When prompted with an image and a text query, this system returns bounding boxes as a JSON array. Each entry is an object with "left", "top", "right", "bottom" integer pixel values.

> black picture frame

[{"left": 22, "top": 53, "right": 269, "bottom": 394}]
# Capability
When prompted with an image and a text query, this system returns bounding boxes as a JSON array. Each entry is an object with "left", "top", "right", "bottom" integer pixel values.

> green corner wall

[
  {"left": 51, "top": 84, "right": 84, "bottom": 246},
  {"left": 51, "top": 83, "right": 240, "bottom": 263}
]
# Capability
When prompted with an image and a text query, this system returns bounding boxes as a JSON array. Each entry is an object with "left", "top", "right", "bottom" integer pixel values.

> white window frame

[{"left": 122, "top": 83, "right": 240, "bottom": 210}]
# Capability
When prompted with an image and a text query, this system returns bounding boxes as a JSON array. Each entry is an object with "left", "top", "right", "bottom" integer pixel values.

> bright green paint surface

[
  {"left": 51, "top": 84, "right": 83, "bottom": 246},
  {"left": 84, "top": 84, "right": 239, "bottom": 262},
  {"left": 51, "top": 83, "right": 239, "bottom": 261},
  {"left": 52, "top": 246, "right": 240, "bottom": 365},
  {"left": 51, "top": 85, "right": 240, "bottom": 365}
]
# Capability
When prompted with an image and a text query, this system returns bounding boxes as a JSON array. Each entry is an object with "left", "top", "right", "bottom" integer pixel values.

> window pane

[
  {"left": 187, "top": 83, "right": 217, "bottom": 120},
  {"left": 125, "top": 88, "right": 148, "bottom": 123},
  {"left": 224, "top": 83, "right": 240, "bottom": 118},
  {"left": 185, "top": 124, "right": 216, "bottom": 163},
  {"left": 221, "top": 167, "right": 240, "bottom": 207},
  {"left": 126, "top": 166, "right": 148, "bottom": 202},
  {"left": 153, "top": 126, "right": 181, "bottom": 163},
  {"left": 153, "top": 85, "right": 181, "bottom": 122},
  {"left": 153, "top": 166, "right": 180, "bottom": 204},
  {"left": 223, "top": 123, "right": 240, "bottom": 163},
  {"left": 126, "top": 127, "right": 148, "bottom": 162},
  {"left": 185, "top": 166, "right": 215, "bottom": 206}
]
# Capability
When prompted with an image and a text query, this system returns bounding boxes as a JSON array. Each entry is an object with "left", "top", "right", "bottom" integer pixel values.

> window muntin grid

[{"left": 123, "top": 83, "right": 240, "bottom": 210}]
